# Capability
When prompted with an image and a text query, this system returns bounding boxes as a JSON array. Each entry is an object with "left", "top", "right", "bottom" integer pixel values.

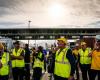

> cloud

[
  {"left": 0, "top": 7, "right": 13, "bottom": 17},
  {"left": 0, "top": 0, "right": 100, "bottom": 28},
  {"left": 87, "top": 21, "right": 100, "bottom": 28},
  {"left": 0, "top": 0, "right": 19, "bottom": 8},
  {"left": 0, "top": 22, "right": 24, "bottom": 26},
  {"left": 89, "top": 21, "right": 100, "bottom": 25},
  {"left": 0, "top": 0, "right": 29, "bottom": 17},
  {"left": 0, "top": 0, "right": 100, "bottom": 16}
]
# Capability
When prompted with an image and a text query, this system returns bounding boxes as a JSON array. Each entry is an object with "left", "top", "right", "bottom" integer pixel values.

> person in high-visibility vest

[
  {"left": 78, "top": 42, "right": 92, "bottom": 80},
  {"left": 0, "top": 42, "right": 9, "bottom": 80},
  {"left": 89, "top": 36, "right": 100, "bottom": 80},
  {"left": 24, "top": 44, "right": 31, "bottom": 80},
  {"left": 72, "top": 43, "right": 80, "bottom": 80},
  {"left": 54, "top": 37, "right": 75, "bottom": 80},
  {"left": 10, "top": 41, "right": 25, "bottom": 80},
  {"left": 33, "top": 46, "right": 44, "bottom": 80}
]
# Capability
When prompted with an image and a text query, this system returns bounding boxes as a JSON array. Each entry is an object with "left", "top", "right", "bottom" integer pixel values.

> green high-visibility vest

[
  {"left": 12, "top": 48, "right": 25, "bottom": 68},
  {"left": 79, "top": 48, "right": 91, "bottom": 64},
  {"left": 33, "top": 52, "right": 43, "bottom": 68},
  {"left": 54, "top": 48, "right": 71, "bottom": 78},
  {"left": 0, "top": 52, "right": 9, "bottom": 76}
]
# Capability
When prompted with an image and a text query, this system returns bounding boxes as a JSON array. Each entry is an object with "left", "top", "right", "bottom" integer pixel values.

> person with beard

[
  {"left": 54, "top": 37, "right": 75, "bottom": 80},
  {"left": 0, "top": 42, "right": 9, "bottom": 80}
]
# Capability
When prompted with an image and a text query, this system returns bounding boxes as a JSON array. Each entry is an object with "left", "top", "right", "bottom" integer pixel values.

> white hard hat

[{"left": 96, "top": 35, "right": 100, "bottom": 40}]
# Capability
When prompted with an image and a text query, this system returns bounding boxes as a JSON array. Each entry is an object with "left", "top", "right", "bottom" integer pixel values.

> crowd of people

[{"left": 0, "top": 35, "right": 100, "bottom": 80}]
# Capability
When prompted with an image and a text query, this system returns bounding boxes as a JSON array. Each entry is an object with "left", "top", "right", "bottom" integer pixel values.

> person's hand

[
  {"left": 88, "top": 51, "right": 93, "bottom": 57},
  {"left": 10, "top": 54, "right": 15, "bottom": 58},
  {"left": 68, "top": 76, "right": 74, "bottom": 80},
  {"left": 10, "top": 54, "right": 17, "bottom": 60},
  {"left": 51, "top": 47, "right": 58, "bottom": 53}
]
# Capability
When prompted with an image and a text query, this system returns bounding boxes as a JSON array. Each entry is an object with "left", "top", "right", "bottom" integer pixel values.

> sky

[{"left": 0, "top": 0, "right": 100, "bottom": 28}]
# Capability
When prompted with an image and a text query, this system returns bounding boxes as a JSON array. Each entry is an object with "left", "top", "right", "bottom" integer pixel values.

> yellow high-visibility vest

[
  {"left": 33, "top": 52, "right": 43, "bottom": 68},
  {"left": 0, "top": 52, "right": 9, "bottom": 76},
  {"left": 12, "top": 48, "right": 25, "bottom": 68},
  {"left": 79, "top": 48, "right": 91, "bottom": 64},
  {"left": 54, "top": 48, "right": 71, "bottom": 78}
]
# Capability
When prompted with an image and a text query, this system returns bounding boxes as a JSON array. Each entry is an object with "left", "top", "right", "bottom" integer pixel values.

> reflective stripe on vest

[
  {"left": 55, "top": 60, "right": 70, "bottom": 64},
  {"left": 79, "top": 48, "right": 91, "bottom": 64},
  {"left": 54, "top": 48, "right": 71, "bottom": 78},
  {"left": 0, "top": 52, "right": 9, "bottom": 76},
  {"left": 12, "top": 48, "right": 25, "bottom": 68},
  {"left": 33, "top": 52, "right": 43, "bottom": 68}
]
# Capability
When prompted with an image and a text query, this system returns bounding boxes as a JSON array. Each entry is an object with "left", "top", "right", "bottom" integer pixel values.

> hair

[
  {"left": 38, "top": 46, "right": 43, "bottom": 52},
  {"left": 13, "top": 41, "right": 20, "bottom": 45},
  {"left": 25, "top": 44, "right": 29, "bottom": 47}
]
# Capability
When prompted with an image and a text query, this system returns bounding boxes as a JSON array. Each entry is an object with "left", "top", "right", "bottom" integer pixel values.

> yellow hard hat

[
  {"left": 81, "top": 42, "right": 86, "bottom": 45},
  {"left": 0, "top": 42, "right": 4, "bottom": 50},
  {"left": 57, "top": 37, "right": 67, "bottom": 44}
]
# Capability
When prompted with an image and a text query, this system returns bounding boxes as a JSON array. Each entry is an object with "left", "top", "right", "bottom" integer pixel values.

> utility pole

[{"left": 28, "top": 20, "right": 31, "bottom": 47}]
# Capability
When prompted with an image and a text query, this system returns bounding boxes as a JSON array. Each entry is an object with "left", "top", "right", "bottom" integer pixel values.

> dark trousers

[
  {"left": 0, "top": 75, "right": 9, "bottom": 80},
  {"left": 75, "top": 65, "right": 79, "bottom": 80},
  {"left": 33, "top": 67, "right": 42, "bottom": 80},
  {"left": 44, "top": 61, "right": 46, "bottom": 72},
  {"left": 54, "top": 75, "right": 68, "bottom": 80},
  {"left": 12, "top": 67, "right": 24, "bottom": 80},
  {"left": 25, "top": 64, "right": 30, "bottom": 80},
  {"left": 80, "top": 64, "right": 91, "bottom": 80},
  {"left": 90, "top": 69, "right": 100, "bottom": 80}
]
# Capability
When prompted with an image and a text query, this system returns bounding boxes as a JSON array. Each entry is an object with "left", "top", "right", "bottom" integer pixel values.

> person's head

[
  {"left": 25, "top": 44, "right": 29, "bottom": 48},
  {"left": 75, "top": 43, "right": 79, "bottom": 50},
  {"left": 31, "top": 47, "right": 36, "bottom": 52},
  {"left": 13, "top": 41, "right": 20, "bottom": 49},
  {"left": 81, "top": 42, "right": 87, "bottom": 50},
  {"left": 96, "top": 40, "right": 100, "bottom": 50},
  {"left": 95, "top": 35, "right": 100, "bottom": 50},
  {"left": 57, "top": 37, "right": 67, "bottom": 49},
  {"left": 32, "top": 47, "right": 35, "bottom": 50},
  {"left": 37, "top": 46, "right": 43, "bottom": 52},
  {"left": 0, "top": 42, "right": 4, "bottom": 58}
]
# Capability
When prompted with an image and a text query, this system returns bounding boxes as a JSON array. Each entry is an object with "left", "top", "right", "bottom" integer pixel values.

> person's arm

[
  {"left": 88, "top": 48, "right": 95, "bottom": 57},
  {"left": 66, "top": 49, "right": 76, "bottom": 76},
  {"left": 77, "top": 53, "right": 80, "bottom": 63},
  {"left": 36, "top": 53, "right": 44, "bottom": 61},
  {"left": 11, "top": 50, "right": 24, "bottom": 60},
  {"left": 0, "top": 60, "right": 2, "bottom": 68},
  {"left": 16, "top": 50, "right": 24, "bottom": 60}
]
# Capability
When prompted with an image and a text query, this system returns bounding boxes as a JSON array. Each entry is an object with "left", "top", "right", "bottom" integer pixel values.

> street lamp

[
  {"left": 28, "top": 20, "right": 31, "bottom": 47},
  {"left": 28, "top": 20, "right": 31, "bottom": 29}
]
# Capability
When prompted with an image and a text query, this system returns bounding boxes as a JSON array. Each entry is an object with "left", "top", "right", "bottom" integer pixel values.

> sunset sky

[{"left": 0, "top": 0, "right": 100, "bottom": 28}]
